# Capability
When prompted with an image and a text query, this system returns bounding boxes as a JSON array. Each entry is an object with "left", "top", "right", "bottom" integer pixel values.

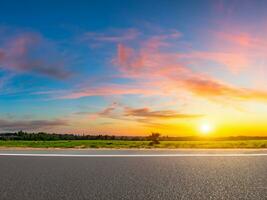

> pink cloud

[
  {"left": 183, "top": 51, "right": 249, "bottom": 73},
  {"left": 213, "top": 30, "right": 267, "bottom": 50},
  {"left": 218, "top": 32, "right": 256, "bottom": 47},
  {"left": 0, "top": 32, "right": 71, "bottom": 79},
  {"left": 115, "top": 41, "right": 186, "bottom": 78},
  {"left": 204, "top": 29, "right": 267, "bottom": 73},
  {"left": 84, "top": 28, "right": 140, "bottom": 43},
  {"left": 50, "top": 29, "right": 267, "bottom": 106},
  {"left": 113, "top": 33, "right": 267, "bottom": 103},
  {"left": 61, "top": 84, "right": 163, "bottom": 99}
]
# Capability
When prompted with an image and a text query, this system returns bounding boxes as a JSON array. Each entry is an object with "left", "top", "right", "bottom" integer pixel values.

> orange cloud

[
  {"left": 124, "top": 107, "right": 202, "bottom": 119},
  {"left": 78, "top": 103, "right": 202, "bottom": 127},
  {"left": 181, "top": 76, "right": 267, "bottom": 102}
]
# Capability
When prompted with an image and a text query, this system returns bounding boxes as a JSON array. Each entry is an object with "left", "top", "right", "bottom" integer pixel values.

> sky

[{"left": 1, "top": 0, "right": 267, "bottom": 136}]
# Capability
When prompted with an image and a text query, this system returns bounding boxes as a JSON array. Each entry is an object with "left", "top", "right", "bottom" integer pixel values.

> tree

[{"left": 148, "top": 133, "right": 161, "bottom": 145}]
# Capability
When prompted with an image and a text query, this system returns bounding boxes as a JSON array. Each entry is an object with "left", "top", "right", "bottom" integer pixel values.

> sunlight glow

[{"left": 199, "top": 123, "right": 213, "bottom": 135}]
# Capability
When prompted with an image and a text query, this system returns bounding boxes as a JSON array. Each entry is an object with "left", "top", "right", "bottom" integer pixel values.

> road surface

[{"left": 0, "top": 149, "right": 266, "bottom": 200}]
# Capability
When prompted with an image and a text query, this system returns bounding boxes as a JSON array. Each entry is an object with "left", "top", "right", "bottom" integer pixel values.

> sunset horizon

[{"left": 1, "top": 0, "right": 267, "bottom": 137}]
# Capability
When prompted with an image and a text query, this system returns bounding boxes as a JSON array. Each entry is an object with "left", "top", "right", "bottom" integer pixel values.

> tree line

[
  {"left": 0, "top": 131, "right": 148, "bottom": 141},
  {"left": 0, "top": 131, "right": 266, "bottom": 141}
]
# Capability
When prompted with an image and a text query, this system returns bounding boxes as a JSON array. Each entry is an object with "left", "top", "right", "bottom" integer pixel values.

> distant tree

[
  {"left": 17, "top": 130, "right": 25, "bottom": 137},
  {"left": 148, "top": 133, "right": 161, "bottom": 145}
]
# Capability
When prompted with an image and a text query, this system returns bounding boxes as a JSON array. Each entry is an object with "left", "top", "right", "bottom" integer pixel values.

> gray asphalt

[{"left": 0, "top": 150, "right": 266, "bottom": 200}]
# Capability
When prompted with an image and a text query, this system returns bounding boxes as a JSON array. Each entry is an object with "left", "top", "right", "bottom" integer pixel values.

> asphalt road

[{"left": 0, "top": 150, "right": 266, "bottom": 200}]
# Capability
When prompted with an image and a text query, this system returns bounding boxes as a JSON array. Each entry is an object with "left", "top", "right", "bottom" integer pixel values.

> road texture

[{"left": 0, "top": 149, "right": 266, "bottom": 200}]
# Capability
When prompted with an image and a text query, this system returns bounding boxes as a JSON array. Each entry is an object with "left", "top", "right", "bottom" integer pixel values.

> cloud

[
  {"left": 0, "top": 32, "right": 71, "bottom": 79},
  {"left": 0, "top": 119, "right": 68, "bottom": 132},
  {"left": 181, "top": 76, "right": 267, "bottom": 102},
  {"left": 44, "top": 28, "right": 267, "bottom": 106},
  {"left": 98, "top": 102, "right": 118, "bottom": 116},
  {"left": 182, "top": 51, "right": 249, "bottom": 73},
  {"left": 124, "top": 107, "right": 202, "bottom": 119},
  {"left": 79, "top": 103, "right": 202, "bottom": 127},
  {"left": 217, "top": 32, "right": 257, "bottom": 48},
  {"left": 83, "top": 28, "right": 140, "bottom": 43},
  {"left": 113, "top": 32, "right": 267, "bottom": 104},
  {"left": 205, "top": 29, "right": 267, "bottom": 73},
  {"left": 60, "top": 84, "right": 163, "bottom": 99},
  {"left": 115, "top": 44, "right": 186, "bottom": 78}
]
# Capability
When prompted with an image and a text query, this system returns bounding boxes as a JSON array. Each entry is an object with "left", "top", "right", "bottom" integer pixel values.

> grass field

[{"left": 0, "top": 140, "right": 266, "bottom": 149}]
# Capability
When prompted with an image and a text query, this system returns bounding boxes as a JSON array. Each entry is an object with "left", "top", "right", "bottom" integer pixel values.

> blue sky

[{"left": 1, "top": 0, "right": 267, "bottom": 136}]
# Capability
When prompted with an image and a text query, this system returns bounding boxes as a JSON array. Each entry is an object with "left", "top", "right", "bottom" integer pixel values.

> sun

[{"left": 199, "top": 123, "right": 213, "bottom": 135}]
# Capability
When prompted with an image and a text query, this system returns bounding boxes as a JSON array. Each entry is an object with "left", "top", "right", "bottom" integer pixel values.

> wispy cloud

[
  {"left": 181, "top": 76, "right": 267, "bottom": 102},
  {"left": 113, "top": 31, "right": 267, "bottom": 104},
  {"left": 83, "top": 28, "right": 140, "bottom": 43},
  {"left": 59, "top": 84, "right": 163, "bottom": 99},
  {"left": 43, "top": 28, "right": 267, "bottom": 107},
  {"left": 0, "top": 32, "right": 72, "bottom": 79},
  {"left": 0, "top": 118, "right": 68, "bottom": 132},
  {"left": 76, "top": 102, "right": 202, "bottom": 127},
  {"left": 124, "top": 107, "right": 202, "bottom": 119}
]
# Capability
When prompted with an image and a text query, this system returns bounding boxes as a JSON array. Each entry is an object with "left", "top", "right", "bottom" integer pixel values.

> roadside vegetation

[
  {"left": 0, "top": 131, "right": 266, "bottom": 148},
  {"left": 0, "top": 140, "right": 266, "bottom": 149}
]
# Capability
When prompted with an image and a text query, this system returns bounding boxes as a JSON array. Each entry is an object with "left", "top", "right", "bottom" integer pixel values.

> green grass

[{"left": 0, "top": 140, "right": 266, "bottom": 149}]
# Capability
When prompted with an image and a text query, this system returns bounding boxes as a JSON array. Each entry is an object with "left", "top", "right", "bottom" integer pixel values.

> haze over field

[{"left": 1, "top": 0, "right": 267, "bottom": 136}]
